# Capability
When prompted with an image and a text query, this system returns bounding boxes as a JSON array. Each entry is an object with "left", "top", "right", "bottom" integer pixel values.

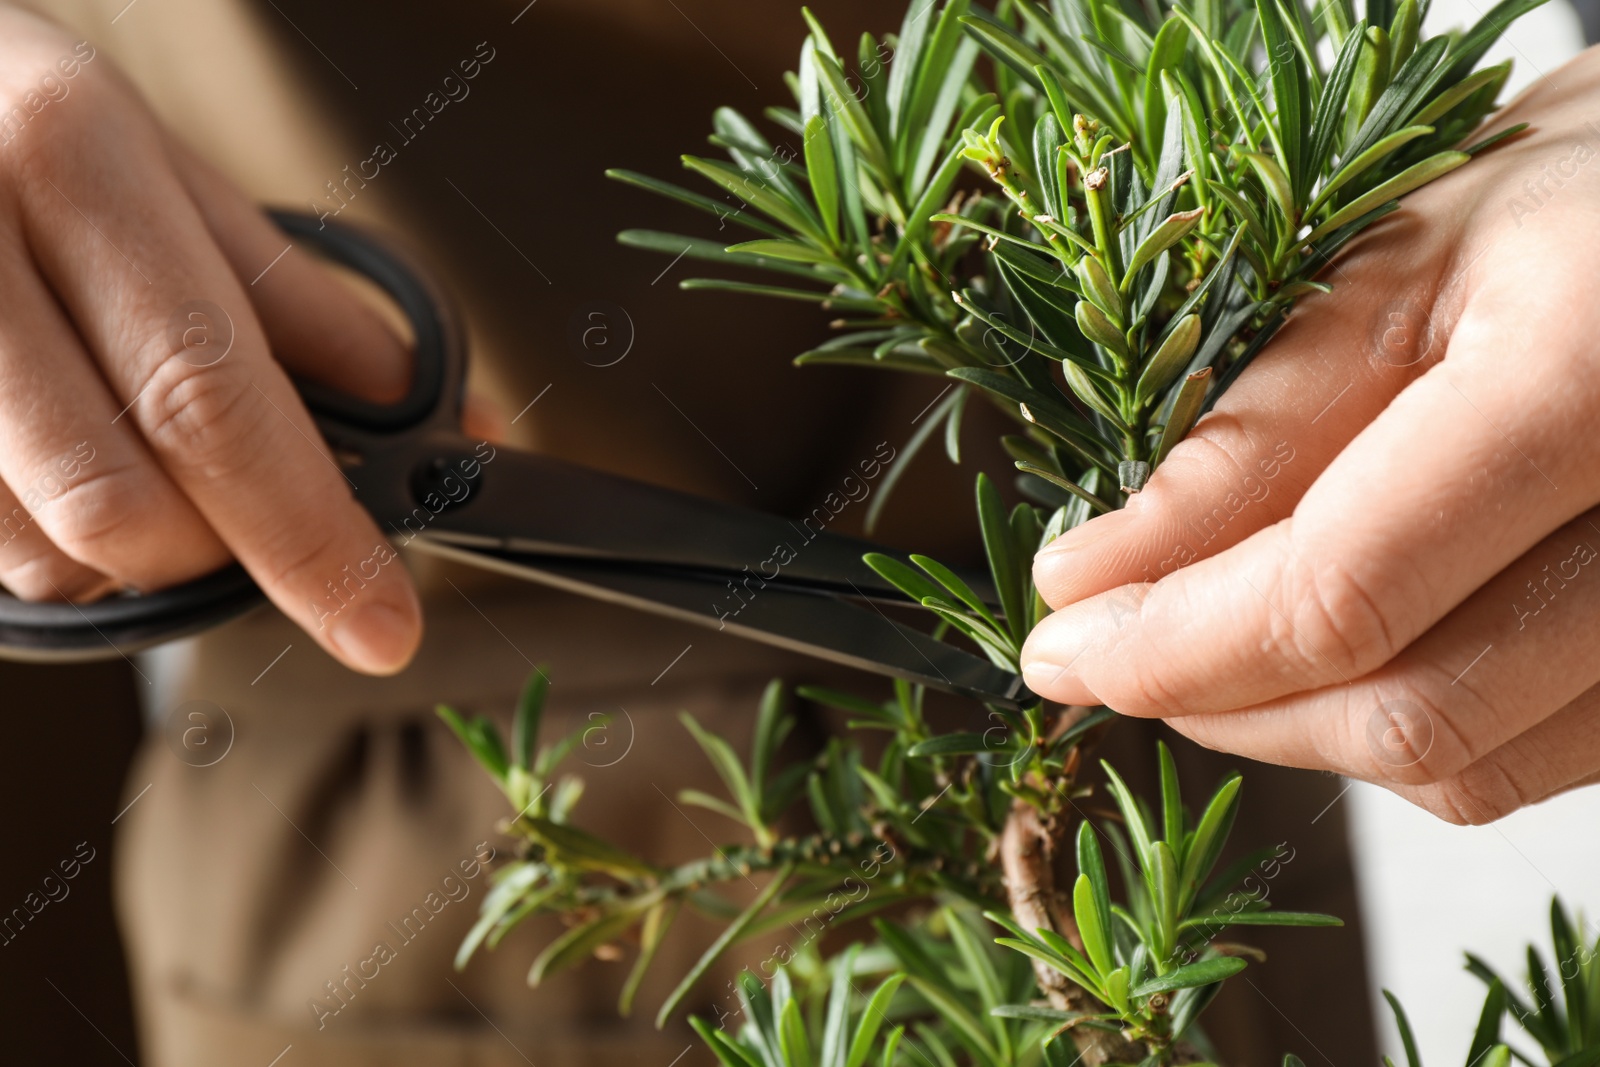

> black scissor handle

[
  {"left": 270, "top": 209, "right": 463, "bottom": 435},
  {"left": 0, "top": 210, "right": 458, "bottom": 663}
]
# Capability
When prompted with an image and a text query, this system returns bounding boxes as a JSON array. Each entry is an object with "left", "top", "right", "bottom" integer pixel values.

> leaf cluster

[
  {"left": 694, "top": 953, "right": 910, "bottom": 1067},
  {"left": 438, "top": 668, "right": 1336, "bottom": 1060},
  {"left": 699, "top": 922, "right": 1089, "bottom": 1067},
  {"left": 988, "top": 745, "right": 1338, "bottom": 1051},
  {"left": 1382, "top": 985, "right": 1514, "bottom": 1067},
  {"left": 442, "top": 673, "right": 1040, "bottom": 1028},
  {"left": 1469, "top": 899, "right": 1600, "bottom": 1067},
  {"left": 612, "top": 0, "right": 1542, "bottom": 514}
]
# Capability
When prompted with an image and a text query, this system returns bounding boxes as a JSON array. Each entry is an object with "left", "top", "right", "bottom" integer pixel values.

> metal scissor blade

[
  {"left": 359, "top": 437, "right": 999, "bottom": 606},
  {"left": 410, "top": 538, "right": 1029, "bottom": 709}
]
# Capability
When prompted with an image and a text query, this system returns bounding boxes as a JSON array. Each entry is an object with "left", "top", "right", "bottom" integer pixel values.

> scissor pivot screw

[{"left": 409, "top": 455, "right": 483, "bottom": 513}]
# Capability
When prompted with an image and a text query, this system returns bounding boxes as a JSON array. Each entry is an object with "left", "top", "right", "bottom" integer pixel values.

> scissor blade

[
  {"left": 360, "top": 436, "right": 999, "bottom": 606},
  {"left": 411, "top": 539, "right": 1029, "bottom": 710}
]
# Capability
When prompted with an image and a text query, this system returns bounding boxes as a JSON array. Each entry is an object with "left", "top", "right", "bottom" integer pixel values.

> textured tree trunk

[{"left": 999, "top": 797, "right": 1143, "bottom": 1066}]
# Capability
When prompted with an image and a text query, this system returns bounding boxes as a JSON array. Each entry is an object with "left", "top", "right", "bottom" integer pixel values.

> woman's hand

[
  {"left": 0, "top": 8, "right": 421, "bottom": 673},
  {"left": 1021, "top": 45, "right": 1600, "bottom": 824}
]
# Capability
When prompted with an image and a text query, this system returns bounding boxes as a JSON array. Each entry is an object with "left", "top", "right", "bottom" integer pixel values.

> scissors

[{"left": 0, "top": 211, "right": 1029, "bottom": 709}]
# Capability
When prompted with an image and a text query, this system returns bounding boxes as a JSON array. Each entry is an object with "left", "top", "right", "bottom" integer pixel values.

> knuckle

[
  {"left": 1166, "top": 712, "right": 1228, "bottom": 755},
  {"left": 139, "top": 358, "right": 261, "bottom": 471},
  {"left": 1353, "top": 673, "right": 1478, "bottom": 787},
  {"left": 0, "top": 77, "right": 94, "bottom": 181},
  {"left": 32, "top": 461, "right": 153, "bottom": 568},
  {"left": 0, "top": 542, "right": 105, "bottom": 601},
  {"left": 1275, "top": 551, "right": 1401, "bottom": 682},
  {"left": 1158, "top": 418, "right": 1246, "bottom": 485},
  {"left": 0, "top": 107, "right": 57, "bottom": 180},
  {"left": 1414, "top": 763, "right": 1526, "bottom": 825}
]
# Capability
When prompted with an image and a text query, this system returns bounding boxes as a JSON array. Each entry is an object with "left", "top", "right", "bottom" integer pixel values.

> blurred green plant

[
  {"left": 1469, "top": 899, "right": 1600, "bottom": 1067},
  {"left": 1380, "top": 984, "right": 1514, "bottom": 1067},
  {"left": 443, "top": 675, "right": 1331, "bottom": 1061}
]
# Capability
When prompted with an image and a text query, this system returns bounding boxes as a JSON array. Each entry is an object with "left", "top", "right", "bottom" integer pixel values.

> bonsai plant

[{"left": 435, "top": 0, "right": 1593, "bottom": 1062}]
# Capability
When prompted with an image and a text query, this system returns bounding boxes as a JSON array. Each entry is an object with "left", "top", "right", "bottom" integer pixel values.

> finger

[
  {"left": 1021, "top": 261, "right": 1600, "bottom": 714},
  {"left": 0, "top": 474, "right": 114, "bottom": 601},
  {"left": 162, "top": 137, "right": 411, "bottom": 403},
  {"left": 17, "top": 78, "right": 421, "bottom": 673},
  {"left": 1394, "top": 687, "right": 1600, "bottom": 824},
  {"left": 1033, "top": 222, "right": 1458, "bottom": 610},
  {"left": 0, "top": 206, "right": 228, "bottom": 591},
  {"left": 462, "top": 390, "right": 508, "bottom": 443},
  {"left": 1162, "top": 508, "right": 1600, "bottom": 787}
]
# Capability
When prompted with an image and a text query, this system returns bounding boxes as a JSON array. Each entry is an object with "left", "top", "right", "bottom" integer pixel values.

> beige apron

[{"left": 23, "top": 0, "right": 1377, "bottom": 1062}]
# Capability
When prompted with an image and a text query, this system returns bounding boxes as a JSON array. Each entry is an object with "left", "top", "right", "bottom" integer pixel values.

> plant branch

[{"left": 1000, "top": 795, "right": 1143, "bottom": 1065}]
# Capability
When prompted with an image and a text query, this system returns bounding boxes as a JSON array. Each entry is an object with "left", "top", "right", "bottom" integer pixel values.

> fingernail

[
  {"left": 1040, "top": 507, "right": 1134, "bottom": 558},
  {"left": 1022, "top": 659, "right": 1072, "bottom": 693},
  {"left": 330, "top": 590, "right": 421, "bottom": 675}
]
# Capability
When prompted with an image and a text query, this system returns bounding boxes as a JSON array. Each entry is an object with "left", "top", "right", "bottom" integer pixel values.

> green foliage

[
  {"left": 865, "top": 472, "right": 1061, "bottom": 673},
  {"left": 678, "top": 680, "right": 807, "bottom": 849},
  {"left": 986, "top": 746, "right": 1338, "bottom": 1052},
  {"left": 612, "top": 0, "right": 1539, "bottom": 516},
  {"left": 443, "top": 665, "right": 1340, "bottom": 1062},
  {"left": 1373, "top": 900, "right": 1600, "bottom": 1067},
  {"left": 1380, "top": 985, "right": 1513, "bottom": 1067},
  {"left": 437, "top": 0, "right": 1557, "bottom": 1063},
  {"left": 441, "top": 671, "right": 1028, "bottom": 1021},
  {"left": 694, "top": 931, "right": 1064, "bottom": 1067},
  {"left": 1469, "top": 899, "right": 1600, "bottom": 1066}
]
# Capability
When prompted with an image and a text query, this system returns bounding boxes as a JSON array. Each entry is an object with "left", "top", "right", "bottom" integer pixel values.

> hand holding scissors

[
  {"left": 0, "top": 7, "right": 427, "bottom": 674},
  {"left": 0, "top": 207, "right": 1028, "bottom": 708}
]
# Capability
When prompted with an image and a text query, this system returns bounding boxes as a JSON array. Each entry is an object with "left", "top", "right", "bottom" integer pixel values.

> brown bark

[{"left": 999, "top": 797, "right": 1143, "bottom": 1067}]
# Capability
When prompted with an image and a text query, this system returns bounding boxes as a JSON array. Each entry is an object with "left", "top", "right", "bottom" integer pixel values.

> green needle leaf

[
  {"left": 1240, "top": 151, "right": 1296, "bottom": 229},
  {"left": 1154, "top": 368, "right": 1212, "bottom": 466},
  {"left": 1129, "top": 955, "right": 1247, "bottom": 997},
  {"left": 1014, "top": 462, "right": 1116, "bottom": 513},
  {"left": 1383, "top": 990, "right": 1423, "bottom": 1067},
  {"left": 529, "top": 907, "right": 649, "bottom": 986},
  {"left": 1136, "top": 313, "right": 1202, "bottom": 405},
  {"left": 1305, "top": 150, "right": 1469, "bottom": 244},
  {"left": 679, "top": 278, "right": 829, "bottom": 302},
  {"left": 1183, "top": 910, "right": 1344, "bottom": 928},
  {"left": 1158, "top": 740, "right": 1184, "bottom": 855},
  {"left": 976, "top": 473, "right": 1027, "bottom": 642},
  {"left": 656, "top": 862, "right": 794, "bottom": 1028},
  {"left": 847, "top": 973, "right": 907, "bottom": 1067},
  {"left": 524, "top": 816, "right": 660, "bottom": 879},
  {"left": 812, "top": 51, "right": 893, "bottom": 181},
  {"left": 620, "top": 899, "right": 680, "bottom": 1017},
  {"left": 1316, "top": 125, "right": 1435, "bottom": 212},
  {"left": 725, "top": 238, "right": 838, "bottom": 265},
  {"left": 679, "top": 711, "right": 759, "bottom": 826},
  {"left": 1412, "top": 60, "right": 1511, "bottom": 126},
  {"left": 512, "top": 669, "right": 549, "bottom": 772},
  {"left": 605, "top": 168, "right": 789, "bottom": 238},
  {"left": 692, "top": 1018, "right": 765, "bottom": 1067},
  {"left": 681, "top": 155, "right": 825, "bottom": 242},
  {"left": 1125, "top": 207, "right": 1206, "bottom": 285}
]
